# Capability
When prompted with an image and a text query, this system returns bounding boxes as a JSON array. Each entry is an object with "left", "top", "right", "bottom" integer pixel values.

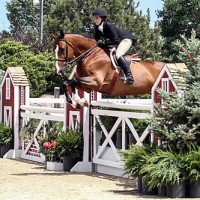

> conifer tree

[
  {"left": 157, "top": 0, "right": 200, "bottom": 61},
  {"left": 46, "top": 0, "right": 162, "bottom": 59},
  {"left": 151, "top": 31, "right": 200, "bottom": 152}
]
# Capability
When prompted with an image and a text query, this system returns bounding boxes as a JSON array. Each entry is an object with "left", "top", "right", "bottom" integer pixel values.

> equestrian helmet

[{"left": 92, "top": 8, "right": 108, "bottom": 18}]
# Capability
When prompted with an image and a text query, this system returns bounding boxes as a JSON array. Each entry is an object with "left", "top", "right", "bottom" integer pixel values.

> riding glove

[
  {"left": 97, "top": 39, "right": 118, "bottom": 47},
  {"left": 97, "top": 39, "right": 106, "bottom": 47}
]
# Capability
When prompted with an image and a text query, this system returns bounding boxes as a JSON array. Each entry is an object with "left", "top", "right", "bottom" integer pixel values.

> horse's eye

[{"left": 59, "top": 48, "right": 65, "bottom": 53}]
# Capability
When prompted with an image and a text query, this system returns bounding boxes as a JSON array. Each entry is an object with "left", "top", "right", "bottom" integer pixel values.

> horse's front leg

[
  {"left": 67, "top": 76, "right": 102, "bottom": 105},
  {"left": 71, "top": 85, "right": 89, "bottom": 108},
  {"left": 62, "top": 82, "right": 72, "bottom": 104},
  {"left": 63, "top": 78, "right": 89, "bottom": 108}
]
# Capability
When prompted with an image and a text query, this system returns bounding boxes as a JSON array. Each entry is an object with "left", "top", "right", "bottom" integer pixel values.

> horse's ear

[
  {"left": 51, "top": 33, "right": 57, "bottom": 40},
  {"left": 60, "top": 30, "right": 65, "bottom": 39}
]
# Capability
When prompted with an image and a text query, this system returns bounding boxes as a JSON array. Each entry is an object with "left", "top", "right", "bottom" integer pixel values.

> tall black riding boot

[{"left": 117, "top": 56, "right": 134, "bottom": 84}]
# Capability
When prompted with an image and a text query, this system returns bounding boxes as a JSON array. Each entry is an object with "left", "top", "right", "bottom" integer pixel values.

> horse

[{"left": 52, "top": 31, "right": 165, "bottom": 108}]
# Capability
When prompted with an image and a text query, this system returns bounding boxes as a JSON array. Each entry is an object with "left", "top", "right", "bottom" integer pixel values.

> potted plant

[
  {"left": 140, "top": 148, "right": 187, "bottom": 198},
  {"left": 185, "top": 146, "right": 200, "bottom": 198},
  {"left": 38, "top": 121, "right": 63, "bottom": 170},
  {"left": 121, "top": 144, "right": 158, "bottom": 195},
  {"left": 39, "top": 135, "right": 63, "bottom": 171},
  {"left": 56, "top": 128, "right": 83, "bottom": 171},
  {"left": 0, "top": 123, "right": 13, "bottom": 157}
]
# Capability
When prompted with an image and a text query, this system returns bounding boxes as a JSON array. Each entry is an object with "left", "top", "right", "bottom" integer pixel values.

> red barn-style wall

[
  {"left": 0, "top": 67, "right": 29, "bottom": 150},
  {"left": 151, "top": 63, "right": 187, "bottom": 105}
]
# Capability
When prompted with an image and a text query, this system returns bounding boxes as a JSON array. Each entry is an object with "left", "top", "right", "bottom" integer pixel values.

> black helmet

[{"left": 92, "top": 8, "right": 108, "bottom": 18}]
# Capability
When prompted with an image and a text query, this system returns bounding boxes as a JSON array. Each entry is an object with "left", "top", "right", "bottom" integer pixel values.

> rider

[{"left": 92, "top": 7, "right": 136, "bottom": 84}]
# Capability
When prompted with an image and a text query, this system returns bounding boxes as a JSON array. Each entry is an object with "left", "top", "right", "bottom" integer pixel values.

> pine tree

[
  {"left": 151, "top": 31, "right": 200, "bottom": 152},
  {"left": 157, "top": 0, "right": 200, "bottom": 61},
  {"left": 46, "top": 0, "right": 162, "bottom": 59}
]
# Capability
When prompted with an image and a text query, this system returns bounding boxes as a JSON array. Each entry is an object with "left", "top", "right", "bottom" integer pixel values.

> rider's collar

[{"left": 98, "top": 21, "right": 104, "bottom": 33}]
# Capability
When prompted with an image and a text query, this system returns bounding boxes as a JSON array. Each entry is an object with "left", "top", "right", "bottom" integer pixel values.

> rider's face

[{"left": 93, "top": 16, "right": 102, "bottom": 25}]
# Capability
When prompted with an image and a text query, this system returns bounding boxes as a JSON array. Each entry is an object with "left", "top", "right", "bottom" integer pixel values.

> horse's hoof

[
  {"left": 84, "top": 102, "right": 89, "bottom": 107},
  {"left": 78, "top": 98, "right": 88, "bottom": 107},
  {"left": 76, "top": 103, "right": 81, "bottom": 109}
]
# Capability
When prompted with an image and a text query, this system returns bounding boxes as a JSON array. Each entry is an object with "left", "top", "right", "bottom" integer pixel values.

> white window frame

[
  {"left": 69, "top": 111, "right": 80, "bottom": 132},
  {"left": 6, "top": 78, "right": 11, "bottom": 100},
  {"left": 4, "top": 106, "right": 12, "bottom": 128},
  {"left": 161, "top": 78, "right": 169, "bottom": 105}
]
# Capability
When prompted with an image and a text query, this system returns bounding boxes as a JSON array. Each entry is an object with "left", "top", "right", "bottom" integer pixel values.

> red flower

[
  {"left": 50, "top": 141, "right": 56, "bottom": 148},
  {"left": 43, "top": 141, "right": 51, "bottom": 149},
  {"left": 43, "top": 141, "right": 56, "bottom": 149}
]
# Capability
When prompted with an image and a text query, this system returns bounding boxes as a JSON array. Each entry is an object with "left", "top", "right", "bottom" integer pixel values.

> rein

[{"left": 68, "top": 44, "right": 97, "bottom": 65}]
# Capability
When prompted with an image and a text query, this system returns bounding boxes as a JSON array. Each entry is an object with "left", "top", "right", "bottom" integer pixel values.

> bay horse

[{"left": 52, "top": 31, "right": 165, "bottom": 108}]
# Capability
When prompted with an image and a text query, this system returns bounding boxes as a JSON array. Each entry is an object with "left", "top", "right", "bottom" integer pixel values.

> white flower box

[{"left": 46, "top": 161, "right": 63, "bottom": 171}]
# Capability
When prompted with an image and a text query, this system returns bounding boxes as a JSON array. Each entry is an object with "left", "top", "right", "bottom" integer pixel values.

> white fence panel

[
  {"left": 20, "top": 98, "right": 65, "bottom": 163},
  {"left": 91, "top": 99, "right": 153, "bottom": 177}
]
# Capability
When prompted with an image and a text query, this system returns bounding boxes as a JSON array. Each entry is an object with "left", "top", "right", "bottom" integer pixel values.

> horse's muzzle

[{"left": 56, "top": 66, "right": 66, "bottom": 76}]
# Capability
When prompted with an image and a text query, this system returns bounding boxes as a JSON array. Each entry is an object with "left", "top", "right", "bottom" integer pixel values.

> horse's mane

[{"left": 72, "top": 32, "right": 95, "bottom": 41}]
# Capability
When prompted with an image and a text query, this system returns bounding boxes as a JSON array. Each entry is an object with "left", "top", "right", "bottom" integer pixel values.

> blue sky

[
  {"left": 0, "top": 0, "right": 10, "bottom": 31},
  {"left": 0, "top": 0, "right": 163, "bottom": 32},
  {"left": 136, "top": 0, "right": 163, "bottom": 27}
]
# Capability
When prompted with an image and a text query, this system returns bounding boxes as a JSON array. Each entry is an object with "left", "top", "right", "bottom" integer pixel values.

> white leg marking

[
  {"left": 55, "top": 45, "right": 62, "bottom": 74},
  {"left": 72, "top": 92, "right": 88, "bottom": 107}
]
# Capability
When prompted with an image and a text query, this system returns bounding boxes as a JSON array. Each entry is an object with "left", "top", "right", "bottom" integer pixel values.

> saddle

[{"left": 109, "top": 47, "right": 141, "bottom": 71}]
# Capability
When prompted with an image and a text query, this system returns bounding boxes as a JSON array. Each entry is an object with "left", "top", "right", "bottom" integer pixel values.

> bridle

[
  {"left": 54, "top": 37, "right": 98, "bottom": 101},
  {"left": 55, "top": 39, "right": 73, "bottom": 63},
  {"left": 55, "top": 38, "right": 97, "bottom": 67}
]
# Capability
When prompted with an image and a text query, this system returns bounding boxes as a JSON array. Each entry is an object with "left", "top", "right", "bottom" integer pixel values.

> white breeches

[{"left": 116, "top": 39, "right": 133, "bottom": 59}]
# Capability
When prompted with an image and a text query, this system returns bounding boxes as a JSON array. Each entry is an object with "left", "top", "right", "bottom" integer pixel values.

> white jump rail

[
  {"left": 20, "top": 98, "right": 65, "bottom": 121},
  {"left": 29, "top": 98, "right": 65, "bottom": 104},
  {"left": 20, "top": 106, "right": 65, "bottom": 121},
  {"left": 91, "top": 99, "right": 153, "bottom": 111},
  {"left": 20, "top": 105, "right": 65, "bottom": 114}
]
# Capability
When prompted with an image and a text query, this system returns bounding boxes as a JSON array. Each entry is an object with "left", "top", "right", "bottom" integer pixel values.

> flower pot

[
  {"left": 188, "top": 180, "right": 200, "bottom": 198},
  {"left": 44, "top": 155, "right": 50, "bottom": 169},
  {"left": 158, "top": 186, "right": 167, "bottom": 197},
  {"left": 0, "top": 144, "right": 11, "bottom": 158},
  {"left": 166, "top": 180, "right": 186, "bottom": 198},
  {"left": 137, "top": 176, "right": 143, "bottom": 193},
  {"left": 63, "top": 156, "right": 77, "bottom": 172},
  {"left": 46, "top": 161, "right": 63, "bottom": 171},
  {"left": 141, "top": 179, "right": 158, "bottom": 195}
]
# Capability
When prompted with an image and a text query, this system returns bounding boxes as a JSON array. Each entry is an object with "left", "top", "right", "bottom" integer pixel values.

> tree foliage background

[
  {"left": 157, "top": 0, "right": 200, "bottom": 61},
  {"left": 2, "top": 0, "right": 200, "bottom": 96},
  {"left": 151, "top": 32, "right": 200, "bottom": 152},
  {"left": 6, "top": 0, "right": 56, "bottom": 50},
  {"left": 0, "top": 39, "right": 58, "bottom": 97},
  {"left": 6, "top": 0, "right": 163, "bottom": 59}
]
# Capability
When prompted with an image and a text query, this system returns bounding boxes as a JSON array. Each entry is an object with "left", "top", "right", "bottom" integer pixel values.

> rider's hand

[{"left": 97, "top": 39, "right": 106, "bottom": 47}]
